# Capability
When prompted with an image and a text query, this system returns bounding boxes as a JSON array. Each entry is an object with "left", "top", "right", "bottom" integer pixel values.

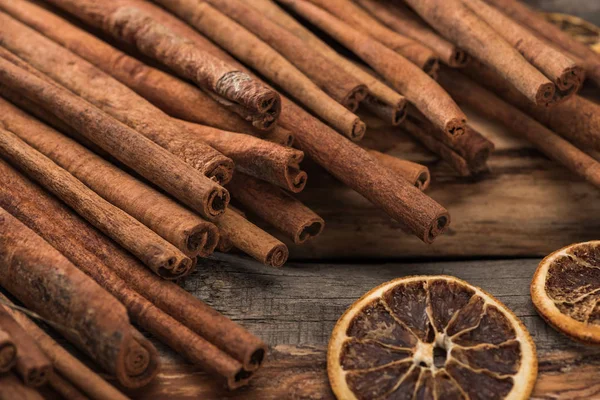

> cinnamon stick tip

[
  {"left": 351, "top": 119, "right": 367, "bottom": 141},
  {"left": 446, "top": 118, "right": 467, "bottom": 137},
  {"left": 188, "top": 224, "right": 220, "bottom": 258},
  {"left": 557, "top": 66, "right": 585, "bottom": 91},
  {"left": 392, "top": 99, "right": 409, "bottom": 126},
  {"left": 207, "top": 187, "right": 230, "bottom": 219},
  {"left": 24, "top": 364, "right": 53, "bottom": 387},
  {"left": 0, "top": 344, "right": 16, "bottom": 372},
  {"left": 415, "top": 170, "right": 431, "bottom": 192},
  {"left": 229, "top": 368, "right": 254, "bottom": 390},
  {"left": 424, "top": 57, "right": 440, "bottom": 79},
  {"left": 537, "top": 82, "right": 556, "bottom": 105},
  {"left": 208, "top": 161, "right": 234, "bottom": 186},
  {"left": 266, "top": 244, "right": 289, "bottom": 268},
  {"left": 289, "top": 170, "right": 308, "bottom": 193},
  {"left": 294, "top": 217, "right": 325, "bottom": 244},
  {"left": 117, "top": 333, "right": 159, "bottom": 388},
  {"left": 448, "top": 49, "right": 470, "bottom": 68},
  {"left": 244, "top": 345, "right": 267, "bottom": 371},
  {"left": 425, "top": 212, "right": 451, "bottom": 244},
  {"left": 343, "top": 85, "right": 369, "bottom": 112}
]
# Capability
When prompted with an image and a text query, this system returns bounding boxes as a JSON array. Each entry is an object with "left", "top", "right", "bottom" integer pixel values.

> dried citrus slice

[
  {"left": 328, "top": 276, "right": 537, "bottom": 400},
  {"left": 531, "top": 241, "right": 600, "bottom": 344}
]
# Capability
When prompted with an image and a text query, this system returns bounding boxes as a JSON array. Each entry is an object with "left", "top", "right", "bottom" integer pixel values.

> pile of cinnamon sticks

[{"left": 0, "top": 0, "right": 599, "bottom": 395}]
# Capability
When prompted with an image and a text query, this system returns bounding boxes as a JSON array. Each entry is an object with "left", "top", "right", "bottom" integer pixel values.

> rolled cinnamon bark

[
  {"left": 439, "top": 68, "right": 600, "bottom": 188},
  {"left": 483, "top": 0, "right": 600, "bottom": 86},
  {"left": 0, "top": 207, "right": 159, "bottom": 388},
  {"left": 152, "top": 1, "right": 366, "bottom": 141},
  {"left": 462, "top": 0, "right": 583, "bottom": 104},
  {"left": 0, "top": 294, "right": 128, "bottom": 400},
  {"left": 356, "top": 0, "right": 469, "bottom": 68},
  {"left": 302, "top": 0, "right": 439, "bottom": 76},
  {"left": 216, "top": 210, "right": 289, "bottom": 267},
  {"left": 180, "top": 120, "right": 307, "bottom": 193},
  {"left": 228, "top": 174, "right": 324, "bottom": 244},
  {"left": 0, "top": 12, "right": 234, "bottom": 185},
  {"left": 404, "top": 0, "right": 556, "bottom": 106},
  {"left": 277, "top": 0, "right": 466, "bottom": 139},
  {"left": 0, "top": 373, "right": 43, "bottom": 400},
  {"left": 0, "top": 99, "right": 218, "bottom": 259},
  {"left": 463, "top": 60, "right": 600, "bottom": 152},
  {"left": 0, "top": 0, "right": 275, "bottom": 134},
  {"left": 44, "top": 0, "right": 281, "bottom": 128},
  {"left": 0, "top": 307, "right": 51, "bottom": 387},
  {"left": 47, "top": 374, "right": 87, "bottom": 400},
  {"left": 0, "top": 170, "right": 252, "bottom": 389},
  {"left": 0, "top": 127, "right": 194, "bottom": 278},
  {"left": 262, "top": 126, "right": 295, "bottom": 147},
  {"left": 0, "top": 55, "right": 229, "bottom": 220},
  {"left": 249, "top": 0, "right": 407, "bottom": 126},
  {"left": 0, "top": 161, "right": 267, "bottom": 374},
  {"left": 0, "top": 328, "right": 16, "bottom": 373},
  {"left": 367, "top": 150, "right": 431, "bottom": 191}
]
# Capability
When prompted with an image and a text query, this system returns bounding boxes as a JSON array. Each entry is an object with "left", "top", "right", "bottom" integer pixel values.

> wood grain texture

[
  {"left": 120, "top": 254, "right": 600, "bottom": 399},
  {"left": 282, "top": 109, "right": 600, "bottom": 260}
]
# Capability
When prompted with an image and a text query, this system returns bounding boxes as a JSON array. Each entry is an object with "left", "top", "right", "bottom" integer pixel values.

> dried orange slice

[
  {"left": 328, "top": 276, "right": 537, "bottom": 400},
  {"left": 531, "top": 241, "right": 600, "bottom": 344}
]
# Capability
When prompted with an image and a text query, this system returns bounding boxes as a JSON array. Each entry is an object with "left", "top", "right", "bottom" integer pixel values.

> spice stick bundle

[
  {"left": 180, "top": 120, "right": 307, "bottom": 193},
  {"left": 192, "top": 0, "right": 370, "bottom": 112},
  {"left": 403, "top": 0, "right": 556, "bottom": 106},
  {"left": 438, "top": 68, "right": 600, "bottom": 189},
  {"left": 483, "top": 0, "right": 600, "bottom": 86},
  {"left": 228, "top": 174, "right": 325, "bottom": 244},
  {"left": 276, "top": 0, "right": 468, "bottom": 139},
  {"left": 44, "top": 0, "right": 281, "bottom": 129},
  {"left": 0, "top": 161, "right": 267, "bottom": 379},
  {"left": 0, "top": 13, "right": 235, "bottom": 185},
  {"left": 0, "top": 293, "right": 129, "bottom": 400},
  {"left": 0, "top": 0, "right": 278, "bottom": 138},
  {"left": 302, "top": 0, "right": 440, "bottom": 76},
  {"left": 0, "top": 307, "right": 52, "bottom": 387},
  {"left": 367, "top": 150, "right": 431, "bottom": 191},
  {"left": 0, "top": 127, "right": 194, "bottom": 278},
  {"left": 247, "top": 0, "right": 408, "bottom": 126},
  {"left": 0, "top": 55, "right": 230, "bottom": 221},
  {"left": 0, "top": 207, "right": 159, "bottom": 388},
  {"left": 148, "top": 1, "right": 367, "bottom": 141},
  {"left": 0, "top": 98, "right": 219, "bottom": 259},
  {"left": 356, "top": 0, "right": 469, "bottom": 68}
]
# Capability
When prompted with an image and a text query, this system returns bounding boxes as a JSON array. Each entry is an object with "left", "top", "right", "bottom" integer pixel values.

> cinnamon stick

[
  {"left": 228, "top": 174, "right": 325, "bottom": 244},
  {"left": 44, "top": 0, "right": 281, "bottom": 128},
  {"left": 276, "top": 0, "right": 467, "bottom": 139},
  {"left": 148, "top": 1, "right": 366, "bottom": 140},
  {"left": 47, "top": 374, "right": 88, "bottom": 400},
  {"left": 301, "top": 0, "right": 439, "bottom": 76},
  {"left": 0, "top": 127, "right": 194, "bottom": 278},
  {"left": 483, "top": 0, "right": 600, "bottom": 86},
  {"left": 0, "top": 162, "right": 267, "bottom": 374},
  {"left": 0, "top": 307, "right": 51, "bottom": 387},
  {"left": 403, "top": 0, "right": 556, "bottom": 106},
  {"left": 262, "top": 126, "right": 295, "bottom": 147},
  {"left": 249, "top": 0, "right": 408, "bottom": 126},
  {"left": 0, "top": 293, "right": 129, "bottom": 400},
  {"left": 0, "top": 0, "right": 275, "bottom": 134},
  {"left": 438, "top": 68, "right": 600, "bottom": 189},
  {"left": 0, "top": 54, "right": 229, "bottom": 221},
  {"left": 463, "top": 60, "right": 600, "bottom": 152},
  {"left": 0, "top": 12, "right": 234, "bottom": 184},
  {"left": 0, "top": 373, "right": 43, "bottom": 400},
  {"left": 180, "top": 120, "right": 307, "bottom": 193},
  {"left": 367, "top": 150, "right": 431, "bottom": 191},
  {"left": 0, "top": 98, "right": 219, "bottom": 259},
  {"left": 355, "top": 0, "right": 469, "bottom": 68},
  {"left": 0, "top": 206, "right": 159, "bottom": 388},
  {"left": 0, "top": 167, "right": 254, "bottom": 389},
  {"left": 462, "top": 0, "right": 584, "bottom": 104},
  {"left": 0, "top": 327, "right": 16, "bottom": 373}
]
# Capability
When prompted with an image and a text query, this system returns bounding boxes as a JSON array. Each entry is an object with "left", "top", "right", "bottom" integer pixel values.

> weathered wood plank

[{"left": 122, "top": 255, "right": 600, "bottom": 399}]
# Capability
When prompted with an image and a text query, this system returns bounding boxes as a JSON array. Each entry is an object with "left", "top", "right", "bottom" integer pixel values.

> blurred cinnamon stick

[
  {"left": 47, "top": 374, "right": 87, "bottom": 400},
  {"left": 302, "top": 0, "right": 439, "bottom": 76},
  {"left": 0, "top": 327, "right": 16, "bottom": 373},
  {"left": 404, "top": 0, "right": 556, "bottom": 106},
  {"left": 0, "top": 206, "right": 159, "bottom": 388},
  {"left": 0, "top": 98, "right": 218, "bottom": 260},
  {"left": 356, "top": 0, "right": 469, "bottom": 68},
  {"left": 0, "top": 54, "right": 229, "bottom": 221},
  {"left": 276, "top": 0, "right": 467, "bottom": 139},
  {"left": 228, "top": 174, "right": 324, "bottom": 244},
  {"left": 368, "top": 150, "right": 431, "bottom": 191},
  {"left": 181, "top": 120, "right": 307, "bottom": 193}
]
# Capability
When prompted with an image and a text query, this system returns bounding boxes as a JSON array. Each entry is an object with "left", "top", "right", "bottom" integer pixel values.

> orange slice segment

[
  {"left": 531, "top": 241, "right": 600, "bottom": 344},
  {"left": 328, "top": 276, "right": 537, "bottom": 400}
]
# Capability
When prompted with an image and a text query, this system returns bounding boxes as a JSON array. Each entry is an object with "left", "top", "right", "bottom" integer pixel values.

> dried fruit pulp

[
  {"left": 532, "top": 241, "right": 600, "bottom": 344},
  {"left": 328, "top": 276, "right": 537, "bottom": 400}
]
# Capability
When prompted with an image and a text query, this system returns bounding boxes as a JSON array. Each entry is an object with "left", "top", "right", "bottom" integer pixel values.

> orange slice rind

[{"left": 328, "top": 275, "right": 537, "bottom": 400}]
